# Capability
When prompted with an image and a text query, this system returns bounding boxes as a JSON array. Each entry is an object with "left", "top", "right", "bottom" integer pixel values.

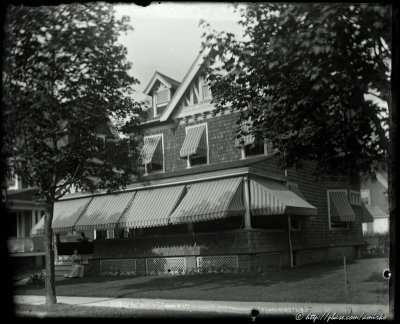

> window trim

[
  {"left": 142, "top": 133, "right": 165, "bottom": 175},
  {"left": 185, "top": 123, "right": 209, "bottom": 168},
  {"left": 240, "top": 142, "right": 268, "bottom": 159},
  {"left": 349, "top": 190, "right": 361, "bottom": 206},
  {"left": 327, "top": 189, "right": 350, "bottom": 230}
]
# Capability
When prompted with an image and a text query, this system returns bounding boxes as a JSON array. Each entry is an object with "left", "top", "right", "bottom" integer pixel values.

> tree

[
  {"left": 201, "top": 2, "right": 395, "bottom": 314},
  {"left": 2, "top": 4, "right": 145, "bottom": 306}
]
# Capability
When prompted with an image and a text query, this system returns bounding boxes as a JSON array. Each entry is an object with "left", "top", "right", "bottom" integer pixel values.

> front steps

[{"left": 55, "top": 254, "right": 93, "bottom": 277}]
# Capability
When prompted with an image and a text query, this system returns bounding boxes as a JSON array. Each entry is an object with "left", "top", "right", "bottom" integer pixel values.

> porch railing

[{"left": 7, "top": 237, "right": 45, "bottom": 253}]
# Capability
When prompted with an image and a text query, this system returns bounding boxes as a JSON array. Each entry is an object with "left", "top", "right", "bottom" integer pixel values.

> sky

[{"left": 113, "top": 2, "right": 244, "bottom": 97}]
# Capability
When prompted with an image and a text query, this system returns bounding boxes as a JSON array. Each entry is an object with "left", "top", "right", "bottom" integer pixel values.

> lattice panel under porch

[
  {"left": 100, "top": 259, "right": 137, "bottom": 276},
  {"left": 196, "top": 255, "right": 239, "bottom": 272},
  {"left": 145, "top": 257, "right": 186, "bottom": 275}
]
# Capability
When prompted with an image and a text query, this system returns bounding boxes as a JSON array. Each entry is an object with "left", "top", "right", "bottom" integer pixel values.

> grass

[{"left": 14, "top": 257, "right": 389, "bottom": 305}]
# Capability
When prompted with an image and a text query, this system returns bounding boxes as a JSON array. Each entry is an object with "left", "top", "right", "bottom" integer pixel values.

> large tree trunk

[{"left": 44, "top": 202, "right": 57, "bottom": 307}]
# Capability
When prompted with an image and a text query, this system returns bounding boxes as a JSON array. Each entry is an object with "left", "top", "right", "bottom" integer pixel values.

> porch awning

[
  {"left": 250, "top": 178, "right": 317, "bottom": 216},
  {"left": 32, "top": 196, "right": 93, "bottom": 234},
  {"left": 180, "top": 124, "right": 207, "bottom": 158},
  {"left": 30, "top": 215, "right": 45, "bottom": 236},
  {"left": 361, "top": 205, "right": 375, "bottom": 223},
  {"left": 118, "top": 185, "right": 185, "bottom": 228},
  {"left": 141, "top": 135, "right": 163, "bottom": 165},
  {"left": 329, "top": 191, "right": 356, "bottom": 222},
  {"left": 363, "top": 205, "right": 387, "bottom": 222},
  {"left": 74, "top": 192, "right": 136, "bottom": 231},
  {"left": 169, "top": 177, "right": 244, "bottom": 224}
]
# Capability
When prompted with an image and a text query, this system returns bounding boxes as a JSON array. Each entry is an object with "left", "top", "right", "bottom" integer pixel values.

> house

[
  {"left": 361, "top": 171, "right": 389, "bottom": 234},
  {"left": 32, "top": 48, "right": 371, "bottom": 276},
  {"left": 6, "top": 121, "right": 120, "bottom": 273}
]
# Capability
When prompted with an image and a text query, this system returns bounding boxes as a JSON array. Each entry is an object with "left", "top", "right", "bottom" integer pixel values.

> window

[
  {"left": 141, "top": 134, "right": 164, "bottom": 175},
  {"left": 94, "top": 229, "right": 107, "bottom": 240},
  {"left": 327, "top": 190, "right": 352, "bottom": 230},
  {"left": 360, "top": 189, "right": 370, "bottom": 206},
  {"left": 245, "top": 142, "right": 265, "bottom": 157},
  {"left": 153, "top": 87, "right": 170, "bottom": 117},
  {"left": 349, "top": 190, "right": 361, "bottom": 206},
  {"left": 180, "top": 123, "right": 208, "bottom": 168}
]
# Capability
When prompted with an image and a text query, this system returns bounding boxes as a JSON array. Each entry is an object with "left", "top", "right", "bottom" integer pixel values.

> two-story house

[{"left": 33, "top": 48, "right": 371, "bottom": 276}]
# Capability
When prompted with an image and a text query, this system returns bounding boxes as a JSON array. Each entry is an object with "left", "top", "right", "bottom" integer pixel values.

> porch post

[
  {"left": 243, "top": 176, "right": 252, "bottom": 229},
  {"left": 32, "top": 210, "right": 36, "bottom": 227}
]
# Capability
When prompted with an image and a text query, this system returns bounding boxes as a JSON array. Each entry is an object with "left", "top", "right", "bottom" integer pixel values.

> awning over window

[
  {"left": 180, "top": 124, "right": 207, "bottom": 158},
  {"left": 250, "top": 178, "right": 317, "bottom": 216},
  {"left": 74, "top": 192, "right": 135, "bottom": 231},
  {"left": 118, "top": 185, "right": 185, "bottom": 229},
  {"left": 141, "top": 135, "right": 163, "bottom": 165},
  {"left": 51, "top": 197, "right": 93, "bottom": 233},
  {"left": 362, "top": 205, "right": 386, "bottom": 223},
  {"left": 329, "top": 191, "right": 356, "bottom": 222},
  {"left": 170, "top": 177, "right": 244, "bottom": 224}
]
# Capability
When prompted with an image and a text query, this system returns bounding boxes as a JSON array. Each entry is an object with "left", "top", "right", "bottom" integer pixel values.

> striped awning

[
  {"left": 74, "top": 192, "right": 135, "bottom": 231},
  {"left": 250, "top": 178, "right": 317, "bottom": 216},
  {"left": 141, "top": 135, "right": 163, "bottom": 165},
  {"left": 180, "top": 124, "right": 207, "bottom": 158},
  {"left": 30, "top": 214, "right": 45, "bottom": 236},
  {"left": 361, "top": 205, "right": 375, "bottom": 223},
  {"left": 170, "top": 177, "right": 244, "bottom": 224},
  {"left": 234, "top": 124, "right": 255, "bottom": 147},
  {"left": 51, "top": 197, "right": 93, "bottom": 233},
  {"left": 118, "top": 185, "right": 185, "bottom": 228},
  {"left": 329, "top": 191, "right": 356, "bottom": 222}
]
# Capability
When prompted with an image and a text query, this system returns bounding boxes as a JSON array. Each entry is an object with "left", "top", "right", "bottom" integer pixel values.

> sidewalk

[{"left": 14, "top": 295, "right": 390, "bottom": 319}]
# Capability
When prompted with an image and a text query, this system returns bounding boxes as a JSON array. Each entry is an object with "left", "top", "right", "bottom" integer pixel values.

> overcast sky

[{"left": 113, "top": 2, "right": 244, "bottom": 97}]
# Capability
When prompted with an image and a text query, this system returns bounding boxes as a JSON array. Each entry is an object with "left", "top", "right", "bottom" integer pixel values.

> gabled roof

[
  {"left": 143, "top": 71, "right": 181, "bottom": 96},
  {"left": 160, "top": 46, "right": 212, "bottom": 122}
]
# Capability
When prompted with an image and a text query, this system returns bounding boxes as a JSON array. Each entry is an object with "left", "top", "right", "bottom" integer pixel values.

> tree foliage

[
  {"left": 2, "top": 3, "right": 145, "bottom": 200},
  {"left": 2, "top": 3, "right": 145, "bottom": 305},
  {"left": 202, "top": 3, "right": 391, "bottom": 179}
]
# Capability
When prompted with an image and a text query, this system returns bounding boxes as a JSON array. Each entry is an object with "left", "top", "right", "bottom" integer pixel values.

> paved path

[{"left": 14, "top": 295, "right": 390, "bottom": 319}]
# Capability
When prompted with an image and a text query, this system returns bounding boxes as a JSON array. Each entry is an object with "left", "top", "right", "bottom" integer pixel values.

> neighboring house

[
  {"left": 33, "top": 48, "right": 370, "bottom": 276},
  {"left": 361, "top": 172, "right": 389, "bottom": 234},
  {"left": 6, "top": 121, "right": 120, "bottom": 272}
]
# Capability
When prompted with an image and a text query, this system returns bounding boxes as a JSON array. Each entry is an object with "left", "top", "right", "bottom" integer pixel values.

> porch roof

[
  {"left": 250, "top": 178, "right": 318, "bottom": 216},
  {"left": 361, "top": 205, "right": 375, "bottom": 223},
  {"left": 169, "top": 177, "right": 244, "bottom": 224}
]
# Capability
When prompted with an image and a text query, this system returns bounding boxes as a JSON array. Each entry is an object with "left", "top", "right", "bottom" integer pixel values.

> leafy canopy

[
  {"left": 2, "top": 3, "right": 145, "bottom": 202},
  {"left": 202, "top": 3, "right": 391, "bottom": 179}
]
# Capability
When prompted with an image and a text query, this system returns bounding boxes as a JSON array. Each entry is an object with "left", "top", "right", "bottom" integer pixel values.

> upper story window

[
  {"left": 140, "top": 134, "right": 164, "bottom": 175},
  {"left": 180, "top": 123, "right": 208, "bottom": 168},
  {"left": 349, "top": 190, "right": 361, "bottom": 206},
  {"left": 327, "top": 189, "right": 355, "bottom": 229},
  {"left": 360, "top": 189, "right": 370, "bottom": 206},
  {"left": 235, "top": 122, "right": 275, "bottom": 159},
  {"left": 156, "top": 89, "right": 169, "bottom": 105}
]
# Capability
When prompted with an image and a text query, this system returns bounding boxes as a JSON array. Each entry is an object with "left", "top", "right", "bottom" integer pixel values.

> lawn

[{"left": 14, "top": 257, "right": 389, "bottom": 305}]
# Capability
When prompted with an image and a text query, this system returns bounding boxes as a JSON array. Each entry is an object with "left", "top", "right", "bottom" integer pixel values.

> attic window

[{"left": 157, "top": 89, "right": 169, "bottom": 105}]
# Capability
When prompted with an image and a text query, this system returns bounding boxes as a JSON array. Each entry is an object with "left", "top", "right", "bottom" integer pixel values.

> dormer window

[{"left": 153, "top": 84, "right": 171, "bottom": 117}]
